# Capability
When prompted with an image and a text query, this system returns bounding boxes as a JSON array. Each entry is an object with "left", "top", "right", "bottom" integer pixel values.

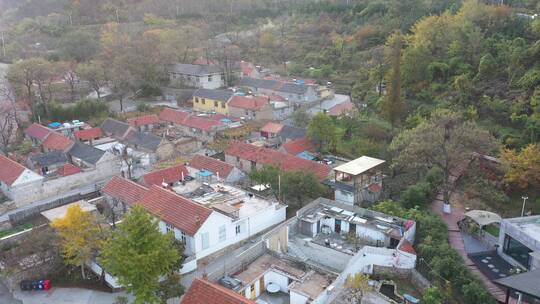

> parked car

[{"left": 20, "top": 279, "right": 50, "bottom": 291}]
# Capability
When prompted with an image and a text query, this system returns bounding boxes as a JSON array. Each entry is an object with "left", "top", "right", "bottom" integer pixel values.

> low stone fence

[{"left": 206, "top": 241, "right": 266, "bottom": 282}]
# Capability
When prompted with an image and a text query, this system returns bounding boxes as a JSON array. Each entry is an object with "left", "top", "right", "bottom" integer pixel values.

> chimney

[{"left": 202, "top": 272, "right": 208, "bottom": 280}]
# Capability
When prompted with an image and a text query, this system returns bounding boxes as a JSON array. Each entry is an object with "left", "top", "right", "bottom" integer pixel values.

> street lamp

[{"left": 521, "top": 196, "right": 529, "bottom": 217}]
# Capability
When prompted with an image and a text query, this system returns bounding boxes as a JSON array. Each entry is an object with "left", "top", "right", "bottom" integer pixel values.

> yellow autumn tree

[
  {"left": 501, "top": 144, "right": 540, "bottom": 190},
  {"left": 50, "top": 205, "right": 106, "bottom": 279},
  {"left": 345, "top": 272, "right": 371, "bottom": 302}
]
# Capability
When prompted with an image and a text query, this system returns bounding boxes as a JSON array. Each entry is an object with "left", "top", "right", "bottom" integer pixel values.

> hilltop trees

[{"left": 389, "top": 110, "right": 497, "bottom": 213}]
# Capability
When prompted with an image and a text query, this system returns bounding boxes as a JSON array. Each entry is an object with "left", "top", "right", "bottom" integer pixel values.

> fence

[
  {"left": 207, "top": 241, "right": 266, "bottom": 282},
  {"left": 8, "top": 191, "right": 100, "bottom": 226}
]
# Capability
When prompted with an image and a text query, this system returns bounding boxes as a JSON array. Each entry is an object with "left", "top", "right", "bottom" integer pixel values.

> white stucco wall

[
  {"left": 290, "top": 290, "right": 309, "bottom": 304},
  {"left": 264, "top": 270, "right": 290, "bottom": 293}
]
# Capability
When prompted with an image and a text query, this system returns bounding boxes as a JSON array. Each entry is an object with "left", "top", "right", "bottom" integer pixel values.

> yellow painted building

[{"left": 192, "top": 88, "right": 234, "bottom": 115}]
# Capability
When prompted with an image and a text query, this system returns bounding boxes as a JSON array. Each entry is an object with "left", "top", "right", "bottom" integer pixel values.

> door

[
  {"left": 317, "top": 220, "right": 321, "bottom": 234},
  {"left": 349, "top": 223, "right": 356, "bottom": 237},
  {"left": 250, "top": 284, "right": 256, "bottom": 300},
  {"left": 335, "top": 219, "right": 341, "bottom": 234}
]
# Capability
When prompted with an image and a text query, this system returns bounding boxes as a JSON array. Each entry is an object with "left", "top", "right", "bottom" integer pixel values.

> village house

[
  {"left": 497, "top": 215, "right": 540, "bottom": 270},
  {"left": 74, "top": 127, "right": 103, "bottom": 146},
  {"left": 326, "top": 156, "right": 386, "bottom": 207},
  {"left": 169, "top": 63, "right": 226, "bottom": 89},
  {"left": 41, "top": 132, "right": 74, "bottom": 153},
  {"left": 227, "top": 95, "right": 273, "bottom": 121},
  {"left": 24, "top": 123, "right": 53, "bottom": 145},
  {"left": 239, "top": 77, "right": 318, "bottom": 104},
  {"left": 0, "top": 154, "right": 44, "bottom": 202},
  {"left": 158, "top": 107, "right": 226, "bottom": 143},
  {"left": 29, "top": 150, "right": 68, "bottom": 175},
  {"left": 224, "top": 142, "right": 331, "bottom": 181},
  {"left": 182, "top": 278, "right": 256, "bottom": 304},
  {"left": 140, "top": 164, "right": 189, "bottom": 188},
  {"left": 159, "top": 107, "right": 190, "bottom": 126},
  {"left": 192, "top": 88, "right": 234, "bottom": 115},
  {"left": 260, "top": 122, "right": 283, "bottom": 139},
  {"left": 187, "top": 154, "right": 245, "bottom": 184},
  {"left": 101, "top": 176, "right": 286, "bottom": 273},
  {"left": 127, "top": 114, "right": 161, "bottom": 132},
  {"left": 279, "top": 137, "right": 316, "bottom": 160}
]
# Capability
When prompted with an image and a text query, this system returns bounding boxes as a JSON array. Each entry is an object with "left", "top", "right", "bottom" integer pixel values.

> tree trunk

[
  {"left": 81, "top": 263, "right": 86, "bottom": 280},
  {"left": 119, "top": 95, "right": 123, "bottom": 112}
]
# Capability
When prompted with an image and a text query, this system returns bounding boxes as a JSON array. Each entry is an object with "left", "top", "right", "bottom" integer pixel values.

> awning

[{"left": 464, "top": 210, "right": 502, "bottom": 227}]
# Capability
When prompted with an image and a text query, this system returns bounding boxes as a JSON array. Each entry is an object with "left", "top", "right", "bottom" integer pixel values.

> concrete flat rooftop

[{"left": 507, "top": 215, "right": 540, "bottom": 243}]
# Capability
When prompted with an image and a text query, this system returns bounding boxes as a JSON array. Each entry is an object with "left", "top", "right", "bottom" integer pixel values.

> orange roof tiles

[
  {"left": 181, "top": 278, "right": 256, "bottom": 304},
  {"left": 228, "top": 95, "right": 269, "bottom": 111},
  {"left": 281, "top": 138, "right": 314, "bottom": 155},
  {"left": 159, "top": 108, "right": 190, "bottom": 125},
  {"left": 74, "top": 127, "right": 102, "bottom": 141},
  {"left": 57, "top": 163, "right": 82, "bottom": 176},
  {"left": 328, "top": 101, "right": 355, "bottom": 116},
  {"left": 127, "top": 114, "right": 161, "bottom": 127},
  {"left": 0, "top": 155, "right": 27, "bottom": 186},
  {"left": 225, "top": 142, "right": 330, "bottom": 181},
  {"left": 141, "top": 164, "right": 189, "bottom": 187},
  {"left": 182, "top": 115, "right": 222, "bottom": 132},
  {"left": 260, "top": 122, "right": 283, "bottom": 134},
  {"left": 189, "top": 155, "right": 234, "bottom": 179},
  {"left": 42, "top": 132, "right": 74, "bottom": 151},
  {"left": 25, "top": 123, "right": 52, "bottom": 141},
  {"left": 102, "top": 176, "right": 149, "bottom": 206},
  {"left": 138, "top": 185, "right": 212, "bottom": 236}
]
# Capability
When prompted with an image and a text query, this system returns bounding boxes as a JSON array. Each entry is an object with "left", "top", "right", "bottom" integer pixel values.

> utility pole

[
  {"left": 521, "top": 196, "right": 529, "bottom": 217},
  {"left": 115, "top": 8, "right": 120, "bottom": 23}
]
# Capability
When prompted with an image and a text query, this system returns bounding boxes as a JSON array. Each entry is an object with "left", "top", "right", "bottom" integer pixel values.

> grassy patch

[{"left": 0, "top": 223, "right": 33, "bottom": 239}]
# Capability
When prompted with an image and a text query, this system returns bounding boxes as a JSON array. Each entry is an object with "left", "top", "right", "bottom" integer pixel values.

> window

[
  {"left": 214, "top": 101, "right": 219, "bottom": 107},
  {"left": 235, "top": 225, "right": 241, "bottom": 235},
  {"left": 503, "top": 234, "right": 532, "bottom": 268},
  {"left": 180, "top": 231, "right": 187, "bottom": 244},
  {"left": 201, "top": 232, "right": 209, "bottom": 250},
  {"left": 165, "top": 223, "right": 174, "bottom": 233},
  {"left": 219, "top": 225, "right": 226, "bottom": 242},
  {"left": 221, "top": 102, "right": 226, "bottom": 109},
  {"left": 208, "top": 75, "right": 212, "bottom": 81},
  {"left": 195, "top": 97, "right": 199, "bottom": 103},
  {"left": 236, "top": 156, "right": 240, "bottom": 163},
  {"left": 201, "top": 98, "right": 206, "bottom": 104}
]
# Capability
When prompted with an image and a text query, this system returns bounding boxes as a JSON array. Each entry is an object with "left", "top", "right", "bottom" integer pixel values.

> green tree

[
  {"left": 51, "top": 205, "right": 106, "bottom": 279},
  {"left": 250, "top": 166, "right": 326, "bottom": 209},
  {"left": 380, "top": 31, "right": 406, "bottom": 128},
  {"left": 59, "top": 30, "right": 99, "bottom": 62},
  {"left": 422, "top": 287, "right": 445, "bottom": 304},
  {"left": 307, "top": 112, "right": 341, "bottom": 153},
  {"left": 291, "top": 109, "right": 311, "bottom": 128},
  {"left": 100, "top": 206, "right": 181, "bottom": 304},
  {"left": 389, "top": 109, "right": 497, "bottom": 212},
  {"left": 501, "top": 144, "right": 540, "bottom": 191}
]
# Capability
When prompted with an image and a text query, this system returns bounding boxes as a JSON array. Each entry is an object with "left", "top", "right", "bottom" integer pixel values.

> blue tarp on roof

[
  {"left": 48, "top": 122, "right": 62, "bottom": 128},
  {"left": 197, "top": 170, "right": 213, "bottom": 177},
  {"left": 296, "top": 151, "right": 316, "bottom": 160},
  {"left": 403, "top": 294, "right": 420, "bottom": 303},
  {"left": 220, "top": 118, "right": 233, "bottom": 124}
]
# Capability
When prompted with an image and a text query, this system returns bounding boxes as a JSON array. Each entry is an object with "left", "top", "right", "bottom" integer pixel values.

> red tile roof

[
  {"left": 181, "top": 278, "right": 256, "bottom": 304},
  {"left": 74, "top": 127, "right": 102, "bottom": 141},
  {"left": 182, "top": 115, "right": 222, "bottom": 132},
  {"left": 328, "top": 101, "right": 355, "bottom": 116},
  {"left": 189, "top": 155, "right": 234, "bottom": 179},
  {"left": 42, "top": 132, "right": 74, "bottom": 151},
  {"left": 127, "top": 114, "right": 161, "bottom": 127},
  {"left": 25, "top": 123, "right": 52, "bottom": 141},
  {"left": 57, "top": 163, "right": 82, "bottom": 176},
  {"left": 102, "top": 176, "right": 149, "bottom": 205},
  {"left": 225, "top": 142, "right": 331, "bottom": 180},
  {"left": 228, "top": 95, "right": 269, "bottom": 111},
  {"left": 240, "top": 61, "right": 254, "bottom": 77},
  {"left": 281, "top": 138, "right": 314, "bottom": 155},
  {"left": 0, "top": 155, "right": 27, "bottom": 186},
  {"left": 139, "top": 185, "right": 212, "bottom": 236},
  {"left": 260, "top": 122, "right": 283, "bottom": 134},
  {"left": 398, "top": 239, "right": 416, "bottom": 255},
  {"left": 159, "top": 108, "right": 190, "bottom": 125},
  {"left": 142, "top": 164, "right": 189, "bottom": 187},
  {"left": 269, "top": 94, "right": 286, "bottom": 102}
]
